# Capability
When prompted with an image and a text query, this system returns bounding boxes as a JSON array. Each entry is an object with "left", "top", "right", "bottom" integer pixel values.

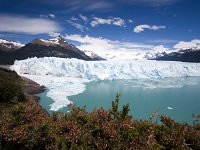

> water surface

[{"left": 37, "top": 77, "right": 200, "bottom": 124}]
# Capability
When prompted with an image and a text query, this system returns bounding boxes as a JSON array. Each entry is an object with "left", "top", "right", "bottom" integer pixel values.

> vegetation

[
  {"left": 0, "top": 95, "right": 199, "bottom": 149},
  {"left": 0, "top": 68, "right": 25, "bottom": 103},
  {"left": 0, "top": 69, "right": 200, "bottom": 149}
]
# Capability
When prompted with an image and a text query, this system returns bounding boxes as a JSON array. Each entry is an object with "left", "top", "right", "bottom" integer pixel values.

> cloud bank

[
  {"left": 0, "top": 15, "right": 61, "bottom": 34},
  {"left": 40, "top": 14, "right": 56, "bottom": 19},
  {"left": 65, "top": 34, "right": 199, "bottom": 60},
  {"left": 65, "top": 34, "right": 168, "bottom": 60},
  {"left": 173, "top": 39, "right": 200, "bottom": 50}
]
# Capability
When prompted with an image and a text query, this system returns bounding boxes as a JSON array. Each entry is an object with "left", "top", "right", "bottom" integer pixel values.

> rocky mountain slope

[
  {"left": 0, "top": 36, "right": 103, "bottom": 64},
  {"left": 0, "top": 39, "right": 24, "bottom": 51},
  {"left": 1, "top": 37, "right": 199, "bottom": 64},
  {"left": 155, "top": 48, "right": 200, "bottom": 62}
]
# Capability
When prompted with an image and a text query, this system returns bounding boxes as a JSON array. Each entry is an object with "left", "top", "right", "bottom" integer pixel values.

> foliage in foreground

[
  {"left": 0, "top": 94, "right": 200, "bottom": 150},
  {"left": 0, "top": 68, "right": 25, "bottom": 103}
]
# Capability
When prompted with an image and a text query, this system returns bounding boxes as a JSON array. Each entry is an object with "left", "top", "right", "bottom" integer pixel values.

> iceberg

[
  {"left": 167, "top": 107, "right": 173, "bottom": 110},
  {"left": 11, "top": 57, "right": 200, "bottom": 111}
]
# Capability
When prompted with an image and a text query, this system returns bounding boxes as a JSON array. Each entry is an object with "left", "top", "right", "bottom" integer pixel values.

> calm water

[{"left": 36, "top": 77, "right": 200, "bottom": 124}]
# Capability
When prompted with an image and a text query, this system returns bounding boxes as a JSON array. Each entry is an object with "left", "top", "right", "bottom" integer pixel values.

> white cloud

[
  {"left": 90, "top": 17, "right": 125, "bottom": 27},
  {"left": 112, "top": 17, "right": 125, "bottom": 26},
  {"left": 127, "top": 0, "right": 183, "bottom": 6},
  {"left": 41, "top": 0, "right": 182, "bottom": 13},
  {"left": 71, "top": 16, "right": 78, "bottom": 21},
  {"left": 39, "top": 15, "right": 46, "bottom": 18},
  {"left": 90, "top": 17, "right": 112, "bottom": 27},
  {"left": 49, "top": 32, "right": 60, "bottom": 37},
  {"left": 0, "top": 15, "right": 61, "bottom": 34},
  {"left": 79, "top": 14, "right": 88, "bottom": 22},
  {"left": 128, "top": 19, "right": 133, "bottom": 23},
  {"left": 134, "top": 24, "right": 166, "bottom": 33},
  {"left": 85, "top": 1, "right": 114, "bottom": 11},
  {"left": 64, "top": 34, "right": 168, "bottom": 60},
  {"left": 40, "top": 14, "right": 56, "bottom": 19},
  {"left": 149, "top": 39, "right": 178, "bottom": 44},
  {"left": 67, "top": 20, "right": 86, "bottom": 32},
  {"left": 173, "top": 39, "right": 200, "bottom": 50},
  {"left": 48, "top": 14, "right": 56, "bottom": 19},
  {"left": 152, "top": 45, "right": 169, "bottom": 52}
]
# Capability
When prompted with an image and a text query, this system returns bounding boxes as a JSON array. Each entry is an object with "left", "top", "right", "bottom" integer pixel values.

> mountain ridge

[
  {"left": 155, "top": 48, "right": 200, "bottom": 62},
  {"left": 0, "top": 36, "right": 104, "bottom": 64},
  {"left": 0, "top": 39, "right": 24, "bottom": 52},
  {"left": 1, "top": 37, "right": 200, "bottom": 64}
]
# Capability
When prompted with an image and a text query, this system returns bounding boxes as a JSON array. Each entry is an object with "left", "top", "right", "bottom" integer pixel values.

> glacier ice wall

[
  {"left": 12, "top": 57, "right": 200, "bottom": 79},
  {"left": 11, "top": 57, "right": 200, "bottom": 111}
]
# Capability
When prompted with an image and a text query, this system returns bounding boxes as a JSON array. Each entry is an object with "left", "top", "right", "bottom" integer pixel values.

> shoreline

[
  {"left": 0, "top": 65, "right": 47, "bottom": 108},
  {"left": 20, "top": 76, "right": 50, "bottom": 114}
]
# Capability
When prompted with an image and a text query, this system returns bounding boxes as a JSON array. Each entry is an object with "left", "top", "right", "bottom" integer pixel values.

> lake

[{"left": 36, "top": 77, "right": 200, "bottom": 124}]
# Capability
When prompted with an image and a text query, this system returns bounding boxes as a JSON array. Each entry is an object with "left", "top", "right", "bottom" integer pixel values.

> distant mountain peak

[
  {"left": 57, "top": 35, "right": 65, "bottom": 43},
  {"left": 155, "top": 48, "right": 200, "bottom": 62},
  {"left": 0, "top": 39, "right": 24, "bottom": 52},
  {"left": 49, "top": 35, "right": 65, "bottom": 44},
  {"left": 31, "top": 36, "right": 72, "bottom": 48},
  {"left": 0, "top": 37, "right": 105, "bottom": 64}
]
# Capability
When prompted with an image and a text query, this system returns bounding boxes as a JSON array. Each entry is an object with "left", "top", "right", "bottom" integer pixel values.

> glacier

[{"left": 11, "top": 57, "right": 200, "bottom": 111}]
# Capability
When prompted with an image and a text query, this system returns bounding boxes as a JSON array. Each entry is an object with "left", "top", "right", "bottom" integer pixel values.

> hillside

[
  {"left": 0, "top": 37, "right": 103, "bottom": 65},
  {"left": 155, "top": 49, "right": 200, "bottom": 63},
  {"left": 0, "top": 39, "right": 24, "bottom": 52},
  {"left": 0, "top": 67, "right": 44, "bottom": 103}
]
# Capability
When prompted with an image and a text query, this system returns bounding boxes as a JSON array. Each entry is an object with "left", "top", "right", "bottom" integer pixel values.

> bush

[
  {"left": 0, "top": 94, "right": 199, "bottom": 149},
  {"left": 0, "top": 68, "right": 25, "bottom": 103}
]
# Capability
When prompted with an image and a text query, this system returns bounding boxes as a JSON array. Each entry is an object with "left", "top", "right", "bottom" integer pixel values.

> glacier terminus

[{"left": 11, "top": 57, "right": 200, "bottom": 111}]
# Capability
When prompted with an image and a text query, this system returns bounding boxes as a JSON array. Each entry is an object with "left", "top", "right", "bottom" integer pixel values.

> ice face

[{"left": 11, "top": 57, "right": 200, "bottom": 111}]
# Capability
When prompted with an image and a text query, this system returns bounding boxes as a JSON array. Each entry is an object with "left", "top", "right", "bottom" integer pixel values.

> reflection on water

[{"left": 37, "top": 77, "right": 200, "bottom": 124}]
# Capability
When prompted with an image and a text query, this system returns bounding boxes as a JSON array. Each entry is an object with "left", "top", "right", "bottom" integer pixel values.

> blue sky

[{"left": 0, "top": 0, "right": 200, "bottom": 52}]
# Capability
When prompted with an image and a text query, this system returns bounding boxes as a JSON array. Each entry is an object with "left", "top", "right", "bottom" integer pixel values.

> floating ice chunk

[
  {"left": 16, "top": 74, "right": 89, "bottom": 111},
  {"left": 167, "top": 107, "right": 173, "bottom": 110}
]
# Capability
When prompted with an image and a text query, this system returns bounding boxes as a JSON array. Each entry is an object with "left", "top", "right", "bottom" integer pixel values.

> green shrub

[
  {"left": 0, "top": 94, "right": 199, "bottom": 149},
  {"left": 0, "top": 68, "right": 25, "bottom": 103}
]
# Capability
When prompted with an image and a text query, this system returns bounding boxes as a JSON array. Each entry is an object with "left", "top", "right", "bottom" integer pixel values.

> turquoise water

[
  {"left": 36, "top": 77, "right": 200, "bottom": 124},
  {"left": 35, "top": 90, "right": 54, "bottom": 114}
]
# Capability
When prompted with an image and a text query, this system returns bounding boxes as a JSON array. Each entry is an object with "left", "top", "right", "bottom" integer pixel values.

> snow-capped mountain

[
  {"left": 32, "top": 36, "right": 79, "bottom": 50},
  {"left": 0, "top": 36, "right": 104, "bottom": 64},
  {"left": 82, "top": 50, "right": 105, "bottom": 60},
  {"left": 145, "top": 49, "right": 171, "bottom": 60},
  {"left": 1, "top": 37, "right": 200, "bottom": 64},
  {"left": 25, "top": 36, "right": 102, "bottom": 60},
  {"left": 80, "top": 45, "right": 171, "bottom": 61},
  {"left": 0, "top": 39, "right": 24, "bottom": 51},
  {"left": 35, "top": 36, "right": 104, "bottom": 60},
  {"left": 155, "top": 48, "right": 200, "bottom": 62}
]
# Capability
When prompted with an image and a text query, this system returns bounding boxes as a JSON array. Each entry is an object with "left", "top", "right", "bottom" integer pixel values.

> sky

[{"left": 0, "top": 0, "right": 200, "bottom": 54}]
